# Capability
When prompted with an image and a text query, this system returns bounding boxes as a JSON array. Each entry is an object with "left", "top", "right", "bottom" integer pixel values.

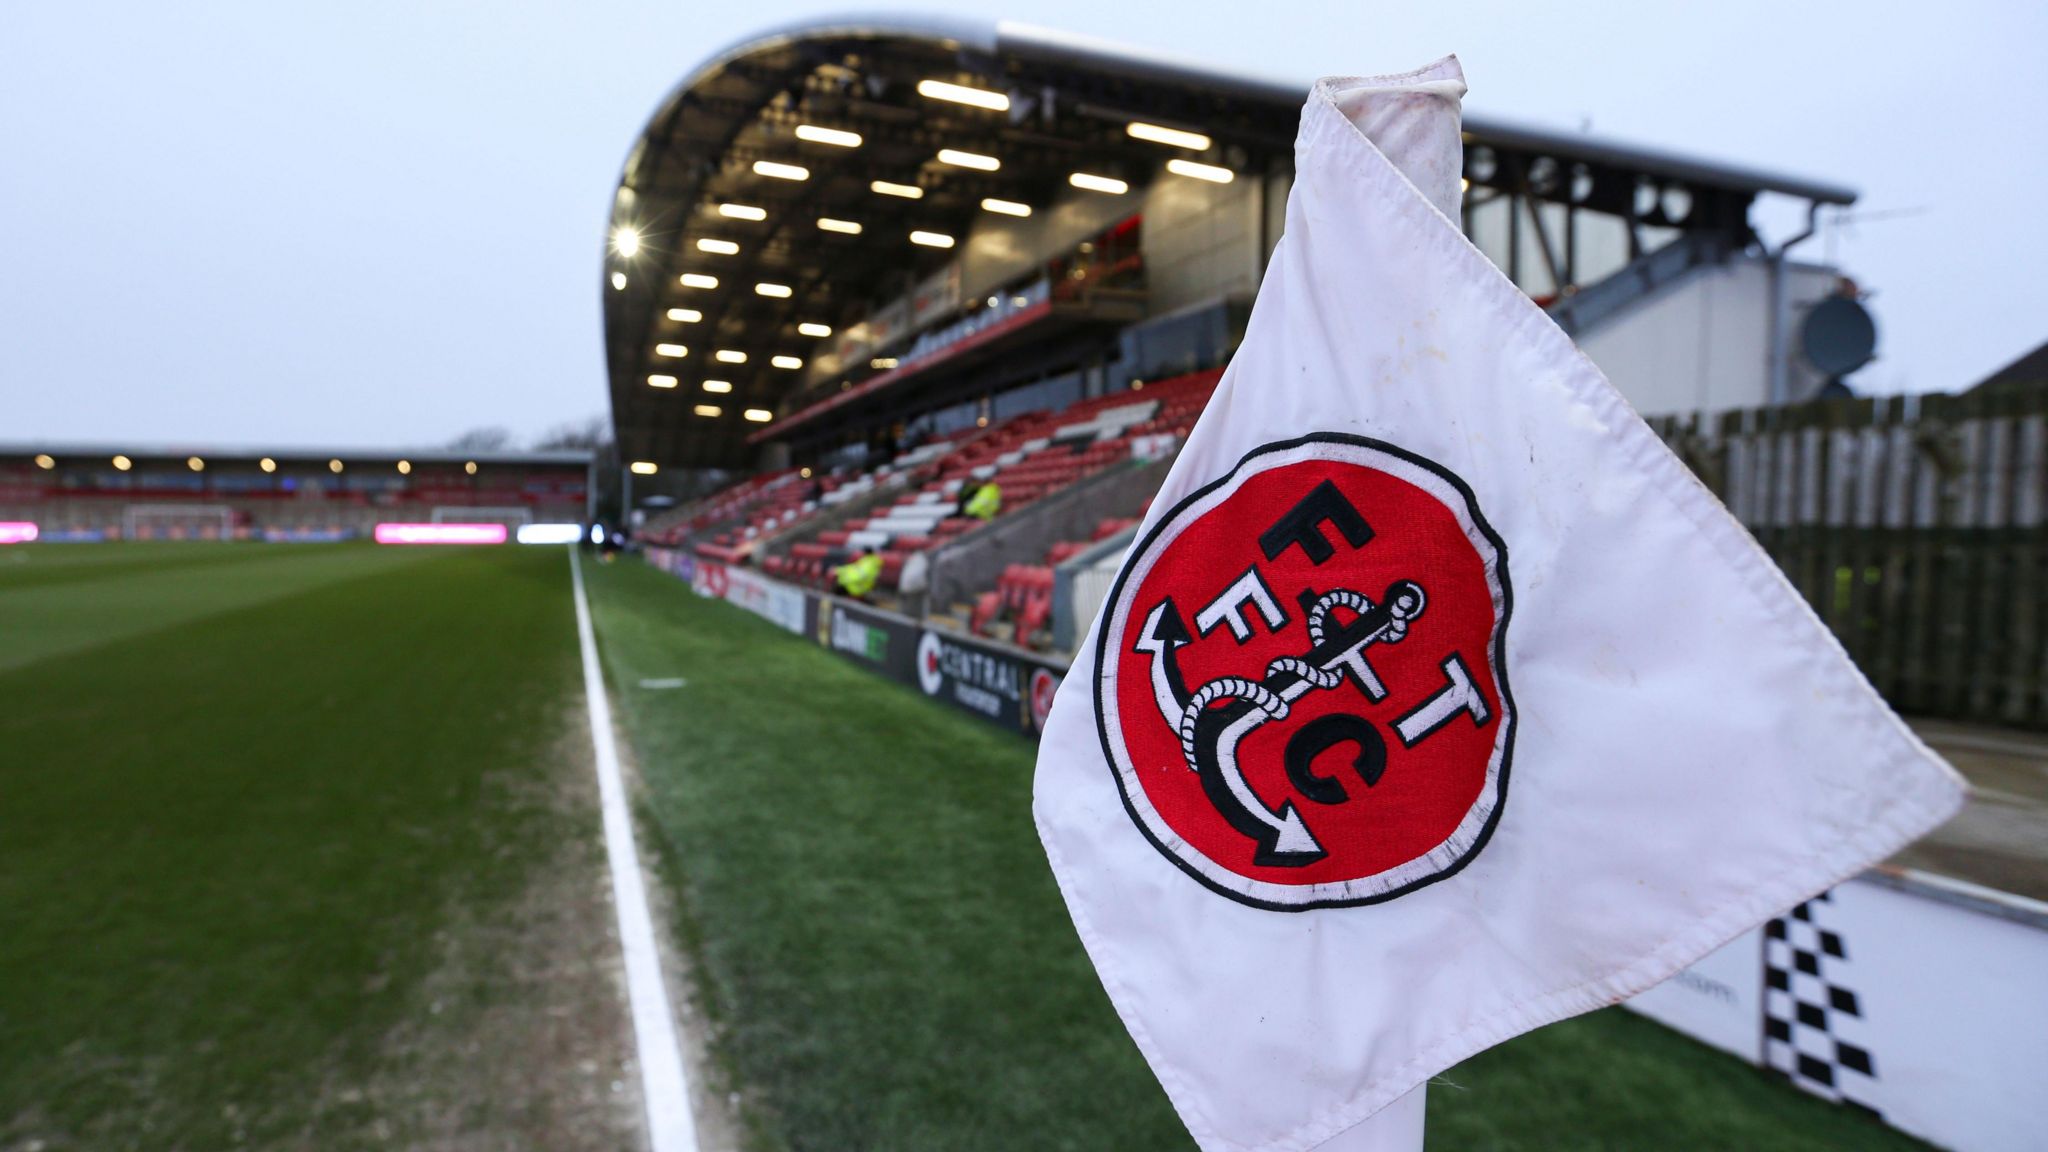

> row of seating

[{"left": 966, "top": 514, "right": 1146, "bottom": 648}]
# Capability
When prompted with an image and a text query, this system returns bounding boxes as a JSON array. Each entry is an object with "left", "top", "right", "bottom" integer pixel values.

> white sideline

[{"left": 569, "top": 548, "right": 700, "bottom": 1152}]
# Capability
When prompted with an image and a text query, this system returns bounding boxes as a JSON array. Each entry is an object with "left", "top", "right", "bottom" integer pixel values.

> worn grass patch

[{"left": 0, "top": 543, "right": 598, "bottom": 1150}]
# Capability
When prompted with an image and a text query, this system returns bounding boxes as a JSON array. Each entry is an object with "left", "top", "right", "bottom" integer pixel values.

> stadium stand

[{"left": 0, "top": 450, "right": 592, "bottom": 541}]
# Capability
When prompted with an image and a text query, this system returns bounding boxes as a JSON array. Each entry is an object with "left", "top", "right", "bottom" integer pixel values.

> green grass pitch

[
  {"left": 0, "top": 542, "right": 1928, "bottom": 1151},
  {"left": 586, "top": 556, "right": 1927, "bottom": 1152},
  {"left": 0, "top": 542, "right": 592, "bottom": 1149}
]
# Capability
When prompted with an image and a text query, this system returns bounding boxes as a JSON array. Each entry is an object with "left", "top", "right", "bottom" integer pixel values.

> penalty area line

[{"left": 569, "top": 548, "right": 700, "bottom": 1152}]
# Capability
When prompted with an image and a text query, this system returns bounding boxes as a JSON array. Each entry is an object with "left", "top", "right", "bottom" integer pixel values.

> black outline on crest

[{"left": 1091, "top": 431, "right": 1518, "bottom": 912}]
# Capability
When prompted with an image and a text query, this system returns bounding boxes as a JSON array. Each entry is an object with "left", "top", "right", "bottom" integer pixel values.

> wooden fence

[{"left": 1649, "top": 388, "right": 2048, "bottom": 728}]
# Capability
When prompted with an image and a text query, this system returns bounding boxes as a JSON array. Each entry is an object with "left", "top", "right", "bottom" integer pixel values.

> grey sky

[{"left": 4, "top": 1, "right": 2042, "bottom": 451}]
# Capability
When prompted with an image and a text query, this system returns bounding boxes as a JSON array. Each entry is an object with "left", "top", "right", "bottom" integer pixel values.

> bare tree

[{"left": 447, "top": 426, "right": 515, "bottom": 452}]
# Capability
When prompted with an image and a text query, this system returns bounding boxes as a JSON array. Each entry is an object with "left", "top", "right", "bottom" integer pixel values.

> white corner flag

[{"left": 1032, "top": 57, "right": 1964, "bottom": 1152}]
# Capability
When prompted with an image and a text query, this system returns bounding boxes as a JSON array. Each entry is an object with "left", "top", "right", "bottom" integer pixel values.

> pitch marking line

[{"left": 570, "top": 548, "right": 700, "bottom": 1152}]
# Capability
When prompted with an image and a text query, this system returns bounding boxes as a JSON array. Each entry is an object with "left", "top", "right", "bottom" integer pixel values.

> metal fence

[{"left": 1649, "top": 388, "right": 2048, "bottom": 727}]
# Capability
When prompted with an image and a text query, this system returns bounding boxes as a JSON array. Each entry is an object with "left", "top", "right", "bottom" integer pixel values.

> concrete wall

[{"left": 1576, "top": 254, "right": 1836, "bottom": 416}]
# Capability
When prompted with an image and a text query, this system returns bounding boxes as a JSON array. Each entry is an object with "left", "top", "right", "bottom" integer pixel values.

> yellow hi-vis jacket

[
  {"left": 964, "top": 481, "right": 1003, "bottom": 521},
  {"left": 836, "top": 552, "right": 883, "bottom": 598}
]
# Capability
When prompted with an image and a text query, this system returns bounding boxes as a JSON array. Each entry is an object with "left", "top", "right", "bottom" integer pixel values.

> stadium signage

[
  {"left": 821, "top": 602, "right": 889, "bottom": 663},
  {"left": 0, "top": 521, "right": 38, "bottom": 544},
  {"left": 373, "top": 522, "right": 508, "bottom": 545},
  {"left": 1092, "top": 435, "right": 1511, "bottom": 909},
  {"left": 917, "top": 629, "right": 1021, "bottom": 719}
]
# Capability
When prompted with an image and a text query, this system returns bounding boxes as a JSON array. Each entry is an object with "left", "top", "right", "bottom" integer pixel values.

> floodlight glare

[
  {"left": 1127, "top": 122, "right": 1212, "bottom": 150},
  {"left": 715, "top": 349, "right": 748, "bottom": 363},
  {"left": 654, "top": 343, "right": 688, "bottom": 357},
  {"left": 696, "top": 238, "right": 740, "bottom": 255},
  {"left": 798, "top": 322, "right": 832, "bottom": 337},
  {"left": 679, "top": 273, "right": 718, "bottom": 289},
  {"left": 702, "top": 379, "right": 733, "bottom": 393},
  {"left": 910, "top": 230, "right": 956, "bottom": 248},
  {"left": 755, "top": 282, "right": 793, "bottom": 298},
  {"left": 937, "top": 148, "right": 1000, "bottom": 171},
  {"left": 818, "top": 217, "right": 863, "bottom": 234},
  {"left": 1069, "top": 172, "right": 1129, "bottom": 194},
  {"left": 870, "top": 180, "right": 923, "bottom": 199},
  {"left": 647, "top": 374, "right": 680, "bottom": 388},
  {"left": 718, "top": 203, "right": 767, "bottom": 221},
  {"left": 744, "top": 409, "right": 774, "bottom": 423},
  {"left": 694, "top": 404, "right": 722, "bottom": 417},
  {"left": 667, "top": 308, "right": 702, "bottom": 322},
  {"left": 612, "top": 225, "right": 642, "bottom": 257},
  {"left": 917, "top": 79, "right": 1009, "bottom": 111},
  {"left": 752, "top": 160, "right": 809, "bottom": 181},
  {"left": 629, "top": 461, "right": 659, "bottom": 475},
  {"left": 981, "top": 197, "right": 1032, "bottom": 217},
  {"left": 1166, "top": 158, "right": 1235, "bottom": 184},
  {"left": 795, "top": 124, "right": 862, "bottom": 148},
  {"left": 771, "top": 355, "right": 803, "bottom": 369}
]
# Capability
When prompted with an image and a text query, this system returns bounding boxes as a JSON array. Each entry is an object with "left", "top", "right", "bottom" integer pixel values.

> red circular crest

[{"left": 1094, "top": 434, "right": 1514, "bottom": 910}]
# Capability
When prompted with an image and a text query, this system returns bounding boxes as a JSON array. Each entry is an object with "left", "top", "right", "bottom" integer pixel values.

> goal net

[
  {"left": 430, "top": 506, "right": 532, "bottom": 527},
  {"left": 123, "top": 503, "right": 237, "bottom": 541}
]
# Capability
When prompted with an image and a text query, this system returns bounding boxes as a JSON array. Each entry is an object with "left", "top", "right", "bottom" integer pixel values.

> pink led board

[
  {"left": 0, "top": 522, "right": 38, "bottom": 544},
  {"left": 373, "top": 522, "right": 508, "bottom": 545}
]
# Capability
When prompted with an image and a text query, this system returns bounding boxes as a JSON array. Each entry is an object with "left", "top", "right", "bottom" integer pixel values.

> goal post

[{"left": 122, "top": 503, "right": 237, "bottom": 541}]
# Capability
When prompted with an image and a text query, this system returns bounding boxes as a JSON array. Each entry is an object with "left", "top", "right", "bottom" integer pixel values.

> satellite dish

[{"left": 1800, "top": 295, "right": 1877, "bottom": 379}]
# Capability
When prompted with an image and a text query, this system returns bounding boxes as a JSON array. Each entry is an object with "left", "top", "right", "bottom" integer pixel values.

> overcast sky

[{"left": 3, "top": 1, "right": 2043, "bottom": 451}]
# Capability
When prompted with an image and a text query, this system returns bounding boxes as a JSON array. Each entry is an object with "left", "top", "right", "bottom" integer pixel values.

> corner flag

[{"left": 1031, "top": 57, "right": 1964, "bottom": 1152}]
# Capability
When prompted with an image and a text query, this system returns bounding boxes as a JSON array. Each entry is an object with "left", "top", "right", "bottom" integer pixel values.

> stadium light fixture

[
  {"left": 744, "top": 408, "right": 773, "bottom": 423},
  {"left": 798, "top": 322, "right": 832, "bottom": 337},
  {"left": 800, "top": 466, "right": 812, "bottom": 479},
  {"left": 1127, "top": 122, "right": 1211, "bottom": 150},
  {"left": 752, "top": 160, "right": 809, "bottom": 181},
  {"left": 795, "top": 124, "right": 862, "bottom": 148},
  {"left": 329, "top": 459, "right": 344, "bottom": 474},
  {"left": 647, "top": 374, "right": 680, "bottom": 389},
  {"left": 465, "top": 461, "right": 478, "bottom": 475},
  {"left": 611, "top": 225, "right": 642, "bottom": 257},
  {"left": 654, "top": 343, "right": 688, "bottom": 358},
  {"left": 629, "top": 461, "right": 659, "bottom": 475},
  {"left": 667, "top": 307, "right": 702, "bottom": 323},
  {"left": 910, "top": 230, "right": 955, "bottom": 249},
  {"left": 187, "top": 456, "right": 204, "bottom": 471},
  {"left": 702, "top": 379, "right": 733, "bottom": 393},
  {"left": 34, "top": 454, "right": 54, "bottom": 469},
  {"left": 260, "top": 457, "right": 276, "bottom": 473},
  {"left": 871, "top": 357, "right": 898, "bottom": 369},
  {"left": 917, "top": 78, "right": 1009, "bottom": 111},
  {"left": 937, "top": 148, "right": 1000, "bottom": 172},
  {"left": 715, "top": 349, "right": 747, "bottom": 364},
  {"left": 1166, "top": 158, "right": 1234, "bottom": 184},
  {"left": 610, "top": 271, "right": 628, "bottom": 290},
  {"left": 679, "top": 273, "right": 718, "bottom": 289},
  {"left": 818, "top": 217, "right": 863, "bottom": 234},
  {"left": 771, "top": 355, "right": 803, "bottom": 369},
  {"left": 397, "top": 460, "right": 412, "bottom": 474},
  {"left": 1069, "top": 172, "right": 1129, "bottom": 194},
  {"left": 755, "top": 282, "right": 792, "bottom": 298},
  {"left": 112, "top": 455, "right": 132, "bottom": 470},
  {"left": 718, "top": 202, "right": 767, "bottom": 221},
  {"left": 694, "top": 404, "right": 722, "bottom": 418},
  {"left": 981, "top": 197, "right": 1031, "bottom": 217},
  {"left": 696, "top": 238, "right": 740, "bottom": 255},
  {"left": 870, "top": 180, "right": 923, "bottom": 200}
]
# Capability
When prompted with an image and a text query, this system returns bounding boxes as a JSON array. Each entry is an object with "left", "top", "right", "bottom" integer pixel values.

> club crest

[{"left": 1093, "top": 433, "right": 1515, "bottom": 910}]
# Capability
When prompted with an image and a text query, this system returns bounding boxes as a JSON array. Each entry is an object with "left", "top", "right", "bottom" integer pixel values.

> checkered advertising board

[{"left": 1628, "top": 873, "right": 2048, "bottom": 1152}]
